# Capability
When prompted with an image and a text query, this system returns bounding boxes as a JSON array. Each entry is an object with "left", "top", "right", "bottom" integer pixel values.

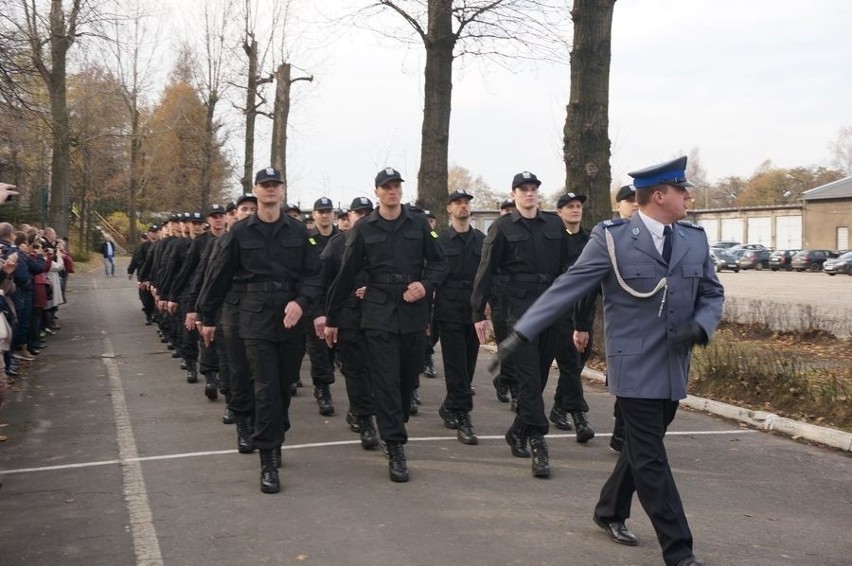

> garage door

[
  {"left": 721, "top": 218, "right": 743, "bottom": 242},
  {"left": 747, "top": 217, "right": 772, "bottom": 246},
  {"left": 776, "top": 215, "right": 802, "bottom": 249}
]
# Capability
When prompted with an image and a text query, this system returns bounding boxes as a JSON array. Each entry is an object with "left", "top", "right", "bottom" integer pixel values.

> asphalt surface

[{"left": 0, "top": 261, "right": 850, "bottom": 566}]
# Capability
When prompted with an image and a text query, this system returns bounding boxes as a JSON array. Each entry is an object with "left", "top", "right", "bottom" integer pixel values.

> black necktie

[{"left": 662, "top": 225, "right": 672, "bottom": 264}]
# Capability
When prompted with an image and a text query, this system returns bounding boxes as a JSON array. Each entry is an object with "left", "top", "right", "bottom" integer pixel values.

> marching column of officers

[{"left": 127, "top": 156, "right": 719, "bottom": 566}]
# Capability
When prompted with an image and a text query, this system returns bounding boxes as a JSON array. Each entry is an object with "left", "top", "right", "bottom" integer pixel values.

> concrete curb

[{"left": 480, "top": 343, "right": 852, "bottom": 452}]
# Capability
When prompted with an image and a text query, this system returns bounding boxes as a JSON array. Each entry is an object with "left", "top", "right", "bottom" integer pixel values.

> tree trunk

[
  {"left": 46, "top": 0, "right": 74, "bottom": 237},
  {"left": 242, "top": 36, "right": 259, "bottom": 194},
  {"left": 271, "top": 63, "right": 291, "bottom": 197},
  {"left": 563, "top": 0, "right": 616, "bottom": 226},
  {"left": 201, "top": 92, "right": 217, "bottom": 214},
  {"left": 417, "top": 0, "right": 454, "bottom": 229},
  {"left": 128, "top": 104, "right": 140, "bottom": 245}
]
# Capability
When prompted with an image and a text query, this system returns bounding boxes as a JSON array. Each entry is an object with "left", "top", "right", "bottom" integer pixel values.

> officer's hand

[
  {"left": 474, "top": 320, "right": 490, "bottom": 344},
  {"left": 184, "top": 312, "right": 198, "bottom": 331},
  {"left": 671, "top": 322, "right": 708, "bottom": 353},
  {"left": 484, "top": 303, "right": 492, "bottom": 318},
  {"left": 488, "top": 331, "right": 529, "bottom": 375},
  {"left": 200, "top": 325, "right": 216, "bottom": 346},
  {"left": 167, "top": 301, "right": 178, "bottom": 315},
  {"left": 313, "top": 316, "right": 326, "bottom": 338},
  {"left": 402, "top": 281, "right": 426, "bottom": 303},
  {"left": 573, "top": 331, "right": 590, "bottom": 353},
  {"left": 324, "top": 326, "right": 338, "bottom": 348},
  {"left": 0, "top": 182, "right": 19, "bottom": 204},
  {"left": 355, "top": 286, "right": 366, "bottom": 299},
  {"left": 282, "top": 301, "right": 302, "bottom": 329}
]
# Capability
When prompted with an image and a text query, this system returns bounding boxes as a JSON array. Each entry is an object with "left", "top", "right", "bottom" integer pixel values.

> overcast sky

[{"left": 167, "top": 0, "right": 852, "bottom": 208}]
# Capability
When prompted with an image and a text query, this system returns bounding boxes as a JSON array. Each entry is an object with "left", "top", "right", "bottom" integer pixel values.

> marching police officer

[
  {"left": 198, "top": 168, "right": 321, "bottom": 494},
  {"left": 548, "top": 192, "right": 596, "bottom": 442},
  {"left": 315, "top": 196, "right": 379, "bottom": 449},
  {"left": 306, "top": 197, "right": 340, "bottom": 416},
  {"left": 324, "top": 167, "right": 446, "bottom": 483},
  {"left": 434, "top": 189, "right": 484, "bottom": 445},
  {"left": 490, "top": 199, "right": 517, "bottom": 406},
  {"left": 471, "top": 171, "right": 571, "bottom": 479},
  {"left": 504, "top": 156, "right": 723, "bottom": 566}
]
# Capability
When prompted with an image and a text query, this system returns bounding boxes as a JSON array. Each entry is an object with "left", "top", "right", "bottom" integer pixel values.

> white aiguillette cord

[{"left": 604, "top": 228, "right": 668, "bottom": 317}]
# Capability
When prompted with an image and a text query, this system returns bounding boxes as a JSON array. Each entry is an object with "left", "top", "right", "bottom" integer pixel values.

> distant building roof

[{"left": 802, "top": 176, "right": 852, "bottom": 201}]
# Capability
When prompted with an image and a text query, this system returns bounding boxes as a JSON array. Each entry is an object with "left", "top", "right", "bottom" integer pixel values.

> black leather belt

[
  {"left": 442, "top": 280, "right": 473, "bottom": 289},
  {"left": 369, "top": 273, "right": 420, "bottom": 284},
  {"left": 231, "top": 281, "right": 294, "bottom": 292},
  {"left": 510, "top": 273, "right": 553, "bottom": 284}
]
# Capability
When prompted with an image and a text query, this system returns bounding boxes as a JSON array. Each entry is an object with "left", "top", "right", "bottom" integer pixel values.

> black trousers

[
  {"left": 491, "top": 297, "right": 518, "bottom": 388},
  {"left": 552, "top": 316, "right": 590, "bottom": 412},
  {"left": 139, "top": 288, "right": 155, "bottom": 318},
  {"left": 509, "top": 324, "right": 559, "bottom": 436},
  {"left": 222, "top": 303, "right": 253, "bottom": 417},
  {"left": 594, "top": 398, "right": 693, "bottom": 566},
  {"left": 337, "top": 328, "right": 374, "bottom": 417},
  {"left": 306, "top": 329, "right": 335, "bottom": 387},
  {"left": 213, "top": 323, "right": 229, "bottom": 395},
  {"left": 438, "top": 321, "right": 479, "bottom": 412},
  {"left": 245, "top": 333, "right": 304, "bottom": 450},
  {"left": 364, "top": 329, "right": 426, "bottom": 443},
  {"left": 180, "top": 305, "right": 199, "bottom": 362}
]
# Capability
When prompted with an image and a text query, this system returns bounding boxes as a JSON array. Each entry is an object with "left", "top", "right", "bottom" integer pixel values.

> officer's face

[
  {"left": 208, "top": 213, "right": 225, "bottom": 231},
  {"left": 513, "top": 183, "right": 540, "bottom": 211},
  {"left": 617, "top": 195, "right": 638, "bottom": 219},
  {"left": 659, "top": 185, "right": 691, "bottom": 222},
  {"left": 558, "top": 201, "right": 583, "bottom": 225},
  {"left": 253, "top": 181, "right": 284, "bottom": 205},
  {"left": 349, "top": 209, "right": 369, "bottom": 226},
  {"left": 286, "top": 210, "right": 301, "bottom": 219},
  {"left": 375, "top": 180, "right": 402, "bottom": 206},
  {"left": 236, "top": 203, "right": 257, "bottom": 220},
  {"left": 447, "top": 198, "right": 471, "bottom": 220},
  {"left": 336, "top": 215, "right": 351, "bottom": 231},
  {"left": 190, "top": 222, "right": 205, "bottom": 235},
  {"left": 313, "top": 208, "right": 334, "bottom": 228}
]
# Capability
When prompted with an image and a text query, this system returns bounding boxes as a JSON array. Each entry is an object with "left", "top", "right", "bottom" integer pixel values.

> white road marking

[
  {"left": 103, "top": 339, "right": 164, "bottom": 566},
  {"left": 0, "top": 429, "right": 754, "bottom": 476}
]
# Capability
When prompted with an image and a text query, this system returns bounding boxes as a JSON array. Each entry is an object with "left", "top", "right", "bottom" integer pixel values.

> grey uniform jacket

[{"left": 513, "top": 214, "right": 724, "bottom": 401}]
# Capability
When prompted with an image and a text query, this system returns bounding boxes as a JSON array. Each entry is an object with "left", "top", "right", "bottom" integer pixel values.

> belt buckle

[{"left": 388, "top": 274, "right": 404, "bottom": 284}]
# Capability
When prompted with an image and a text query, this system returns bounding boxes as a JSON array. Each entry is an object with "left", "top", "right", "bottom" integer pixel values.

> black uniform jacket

[
  {"left": 434, "top": 226, "right": 485, "bottom": 325},
  {"left": 471, "top": 209, "right": 571, "bottom": 325},
  {"left": 197, "top": 214, "right": 322, "bottom": 340},
  {"left": 326, "top": 206, "right": 446, "bottom": 334}
]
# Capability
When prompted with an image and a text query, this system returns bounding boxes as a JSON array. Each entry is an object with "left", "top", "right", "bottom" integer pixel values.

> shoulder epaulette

[
  {"left": 599, "top": 218, "right": 628, "bottom": 228},
  {"left": 676, "top": 220, "right": 704, "bottom": 230}
]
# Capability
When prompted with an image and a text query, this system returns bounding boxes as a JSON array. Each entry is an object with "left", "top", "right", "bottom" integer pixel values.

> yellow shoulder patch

[
  {"left": 430, "top": 230, "right": 438, "bottom": 239},
  {"left": 308, "top": 237, "right": 316, "bottom": 245}
]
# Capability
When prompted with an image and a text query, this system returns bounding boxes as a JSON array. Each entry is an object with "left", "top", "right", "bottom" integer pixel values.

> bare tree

[
  {"left": 562, "top": 0, "right": 615, "bottom": 226},
  {"left": 366, "top": 0, "right": 570, "bottom": 227},
  {"left": 10, "top": 0, "right": 107, "bottom": 236},
  {"left": 270, "top": 62, "right": 312, "bottom": 196},
  {"left": 829, "top": 125, "right": 852, "bottom": 176}
]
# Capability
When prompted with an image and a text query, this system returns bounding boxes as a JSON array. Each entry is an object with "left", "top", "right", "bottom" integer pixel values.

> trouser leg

[
  {"left": 439, "top": 322, "right": 477, "bottom": 412},
  {"left": 338, "top": 328, "right": 373, "bottom": 417}
]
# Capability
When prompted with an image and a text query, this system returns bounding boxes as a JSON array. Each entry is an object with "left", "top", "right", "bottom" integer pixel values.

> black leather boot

[
  {"left": 505, "top": 427, "right": 530, "bottom": 458},
  {"left": 409, "top": 389, "right": 419, "bottom": 415},
  {"left": 455, "top": 411, "right": 478, "bottom": 445},
  {"left": 204, "top": 372, "right": 218, "bottom": 400},
  {"left": 259, "top": 449, "right": 280, "bottom": 493},
  {"left": 422, "top": 356, "right": 436, "bottom": 378},
  {"left": 221, "top": 393, "right": 235, "bottom": 424},
  {"left": 529, "top": 435, "right": 551, "bottom": 478},
  {"left": 358, "top": 417, "right": 379, "bottom": 450},
  {"left": 549, "top": 406, "right": 573, "bottom": 431},
  {"left": 346, "top": 410, "right": 361, "bottom": 433},
  {"left": 271, "top": 446, "right": 282, "bottom": 469},
  {"left": 236, "top": 416, "right": 255, "bottom": 454},
  {"left": 438, "top": 404, "right": 458, "bottom": 429},
  {"left": 385, "top": 441, "right": 409, "bottom": 482},
  {"left": 186, "top": 360, "right": 198, "bottom": 383},
  {"left": 313, "top": 384, "right": 335, "bottom": 416},
  {"left": 180, "top": 359, "right": 188, "bottom": 370},
  {"left": 492, "top": 376, "right": 510, "bottom": 403},
  {"left": 571, "top": 412, "right": 595, "bottom": 443}
]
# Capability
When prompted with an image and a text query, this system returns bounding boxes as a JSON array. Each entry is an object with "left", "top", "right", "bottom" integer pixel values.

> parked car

[
  {"left": 728, "top": 243, "right": 773, "bottom": 253},
  {"left": 790, "top": 250, "right": 837, "bottom": 272},
  {"left": 822, "top": 251, "right": 852, "bottom": 275},
  {"left": 713, "top": 248, "right": 743, "bottom": 272},
  {"left": 710, "top": 240, "right": 741, "bottom": 250},
  {"left": 768, "top": 249, "right": 800, "bottom": 271},
  {"left": 738, "top": 249, "right": 772, "bottom": 270}
]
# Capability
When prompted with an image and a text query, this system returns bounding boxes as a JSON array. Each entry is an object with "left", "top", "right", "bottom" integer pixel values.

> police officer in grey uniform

[{"left": 502, "top": 156, "right": 723, "bottom": 566}]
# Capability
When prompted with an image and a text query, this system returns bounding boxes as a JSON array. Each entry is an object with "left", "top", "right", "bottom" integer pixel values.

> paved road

[{"left": 1, "top": 263, "right": 850, "bottom": 565}]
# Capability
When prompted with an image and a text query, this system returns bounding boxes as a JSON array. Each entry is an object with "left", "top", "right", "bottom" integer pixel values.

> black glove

[
  {"left": 488, "top": 330, "right": 529, "bottom": 375},
  {"left": 671, "top": 322, "right": 708, "bottom": 353}
]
